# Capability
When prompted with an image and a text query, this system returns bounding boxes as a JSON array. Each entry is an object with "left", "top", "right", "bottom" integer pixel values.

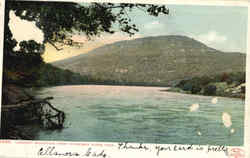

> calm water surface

[{"left": 35, "top": 85, "right": 244, "bottom": 145}]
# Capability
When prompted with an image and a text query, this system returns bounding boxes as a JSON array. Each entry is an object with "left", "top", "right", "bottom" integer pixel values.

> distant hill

[{"left": 52, "top": 35, "right": 246, "bottom": 86}]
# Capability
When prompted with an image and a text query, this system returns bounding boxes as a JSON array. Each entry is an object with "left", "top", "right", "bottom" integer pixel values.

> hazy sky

[
  {"left": 9, "top": 3, "right": 248, "bottom": 62},
  {"left": 120, "top": 4, "right": 248, "bottom": 53}
]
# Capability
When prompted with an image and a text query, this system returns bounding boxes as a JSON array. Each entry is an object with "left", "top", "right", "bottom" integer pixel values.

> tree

[
  {"left": 4, "top": 1, "right": 169, "bottom": 85},
  {"left": 5, "top": 1, "right": 169, "bottom": 53}
]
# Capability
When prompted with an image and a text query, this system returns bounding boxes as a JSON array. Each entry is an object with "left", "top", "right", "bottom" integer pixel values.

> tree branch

[
  {"left": 124, "top": 9, "right": 131, "bottom": 21},
  {"left": 94, "top": 3, "right": 124, "bottom": 9},
  {"left": 136, "top": 6, "right": 147, "bottom": 13},
  {"left": 47, "top": 40, "right": 63, "bottom": 51}
]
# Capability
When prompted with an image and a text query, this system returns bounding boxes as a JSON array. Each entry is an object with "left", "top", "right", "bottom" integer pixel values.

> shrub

[
  {"left": 241, "top": 86, "right": 245, "bottom": 93},
  {"left": 204, "top": 84, "right": 217, "bottom": 96},
  {"left": 221, "top": 72, "right": 229, "bottom": 82},
  {"left": 198, "top": 76, "right": 212, "bottom": 86},
  {"left": 191, "top": 85, "right": 202, "bottom": 94},
  {"left": 177, "top": 80, "right": 188, "bottom": 88},
  {"left": 182, "top": 82, "right": 193, "bottom": 91}
]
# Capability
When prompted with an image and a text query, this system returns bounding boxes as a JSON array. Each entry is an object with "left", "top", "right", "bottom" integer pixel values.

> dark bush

[
  {"left": 177, "top": 80, "right": 188, "bottom": 88},
  {"left": 221, "top": 72, "right": 229, "bottom": 82},
  {"left": 204, "top": 84, "right": 217, "bottom": 96},
  {"left": 191, "top": 85, "right": 202, "bottom": 94},
  {"left": 198, "top": 76, "right": 212, "bottom": 86},
  {"left": 241, "top": 86, "right": 245, "bottom": 93},
  {"left": 182, "top": 82, "right": 193, "bottom": 91},
  {"left": 224, "top": 72, "right": 245, "bottom": 84}
]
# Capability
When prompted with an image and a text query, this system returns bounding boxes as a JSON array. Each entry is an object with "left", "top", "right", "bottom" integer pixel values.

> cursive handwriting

[
  {"left": 38, "top": 146, "right": 80, "bottom": 157},
  {"left": 84, "top": 147, "right": 108, "bottom": 158},
  {"left": 38, "top": 146, "right": 108, "bottom": 158},
  {"left": 173, "top": 144, "right": 194, "bottom": 151},
  {"left": 37, "top": 143, "right": 229, "bottom": 158},
  {"left": 118, "top": 142, "right": 149, "bottom": 151},
  {"left": 207, "top": 145, "right": 228, "bottom": 154},
  {"left": 155, "top": 145, "right": 171, "bottom": 156}
]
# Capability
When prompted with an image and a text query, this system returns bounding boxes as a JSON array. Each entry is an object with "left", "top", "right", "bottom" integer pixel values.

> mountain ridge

[{"left": 52, "top": 35, "right": 245, "bottom": 86}]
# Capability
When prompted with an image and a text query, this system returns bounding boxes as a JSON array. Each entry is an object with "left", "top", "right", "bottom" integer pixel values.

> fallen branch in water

[{"left": 1, "top": 96, "right": 65, "bottom": 139}]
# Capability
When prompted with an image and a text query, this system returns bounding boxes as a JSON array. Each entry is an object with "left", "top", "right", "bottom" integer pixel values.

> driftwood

[
  {"left": 2, "top": 97, "right": 53, "bottom": 110},
  {"left": 38, "top": 98, "right": 65, "bottom": 129},
  {"left": 2, "top": 96, "right": 65, "bottom": 134}
]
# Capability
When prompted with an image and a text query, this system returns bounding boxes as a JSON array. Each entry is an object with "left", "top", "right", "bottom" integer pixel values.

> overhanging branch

[{"left": 47, "top": 40, "right": 63, "bottom": 51}]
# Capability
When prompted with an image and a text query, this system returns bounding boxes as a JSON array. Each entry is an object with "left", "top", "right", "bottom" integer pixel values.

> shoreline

[
  {"left": 38, "top": 84, "right": 244, "bottom": 100},
  {"left": 1, "top": 84, "right": 65, "bottom": 140},
  {"left": 163, "top": 87, "right": 245, "bottom": 100},
  {"left": 32, "top": 82, "right": 172, "bottom": 89}
]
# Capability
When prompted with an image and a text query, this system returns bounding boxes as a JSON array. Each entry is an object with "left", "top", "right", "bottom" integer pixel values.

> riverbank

[
  {"left": 160, "top": 71, "right": 245, "bottom": 99},
  {"left": 1, "top": 84, "right": 35, "bottom": 139},
  {"left": 1, "top": 84, "right": 65, "bottom": 140},
  {"left": 164, "top": 82, "right": 245, "bottom": 99}
]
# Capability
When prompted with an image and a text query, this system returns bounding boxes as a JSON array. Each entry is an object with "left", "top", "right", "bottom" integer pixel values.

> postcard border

[{"left": 0, "top": 0, "right": 249, "bottom": 158}]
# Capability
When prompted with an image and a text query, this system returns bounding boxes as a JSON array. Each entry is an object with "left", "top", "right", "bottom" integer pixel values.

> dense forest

[{"left": 3, "top": 52, "right": 86, "bottom": 87}]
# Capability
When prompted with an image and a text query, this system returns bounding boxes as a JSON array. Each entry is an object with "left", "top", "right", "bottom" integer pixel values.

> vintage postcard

[{"left": 0, "top": 0, "right": 249, "bottom": 158}]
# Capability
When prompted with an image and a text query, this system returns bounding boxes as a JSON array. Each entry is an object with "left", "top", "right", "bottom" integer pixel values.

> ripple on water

[{"left": 36, "top": 85, "right": 244, "bottom": 146}]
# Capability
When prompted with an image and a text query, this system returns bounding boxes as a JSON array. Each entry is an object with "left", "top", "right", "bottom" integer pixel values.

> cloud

[
  {"left": 188, "top": 31, "right": 245, "bottom": 52},
  {"left": 9, "top": 11, "right": 44, "bottom": 51},
  {"left": 195, "top": 31, "right": 227, "bottom": 45}
]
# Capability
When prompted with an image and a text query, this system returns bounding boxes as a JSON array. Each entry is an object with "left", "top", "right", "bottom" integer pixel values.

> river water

[{"left": 35, "top": 85, "right": 244, "bottom": 146}]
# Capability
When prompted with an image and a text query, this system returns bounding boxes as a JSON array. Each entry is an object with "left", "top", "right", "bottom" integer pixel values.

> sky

[
  {"left": 9, "top": 3, "right": 248, "bottom": 62},
  {"left": 127, "top": 5, "right": 248, "bottom": 53}
]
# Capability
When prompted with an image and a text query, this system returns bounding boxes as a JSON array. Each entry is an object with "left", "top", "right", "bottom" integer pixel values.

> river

[{"left": 35, "top": 85, "right": 244, "bottom": 146}]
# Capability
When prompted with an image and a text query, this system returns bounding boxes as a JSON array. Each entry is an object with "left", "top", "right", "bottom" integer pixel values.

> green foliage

[
  {"left": 213, "top": 82, "right": 228, "bottom": 95},
  {"left": 177, "top": 77, "right": 203, "bottom": 94},
  {"left": 18, "top": 40, "right": 45, "bottom": 54},
  {"left": 203, "top": 84, "right": 217, "bottom": 96},
  {"left": 3, "top": 52, "right": 43, "bottom": 86},
  {"left": 53, "top": 35, "right": 245, "bottom": 88},
  {"left": 6, "top": 1, "right": 169, "bottom": 52},
  {"left": 241, "top": 86, "right": 245, "bottom": 93},
  {"left": 35, "top": 63, "right": 88, "bottom": 87},
  {"left": 3, "top": 1, "right": 169, "bottom": 88},
  {"left": 220, "top": 72, "right": 229, "bottom": 82},
  {"left": 191, "top": 85, "right": 202, "bottom": 94},
  {"left": 175, "top": 72, "right": 245, "bottom": 97},
  {"left": 224, "top": 72, "right": 245, "bottom": 84},
  {"left": 182, "top": 82, "right": 193, "bottom": 92}
]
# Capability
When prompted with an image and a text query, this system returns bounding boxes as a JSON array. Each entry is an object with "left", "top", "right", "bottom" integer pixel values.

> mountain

[{"left": 52, "top": 35, "right": 246, "bottom": 86}]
